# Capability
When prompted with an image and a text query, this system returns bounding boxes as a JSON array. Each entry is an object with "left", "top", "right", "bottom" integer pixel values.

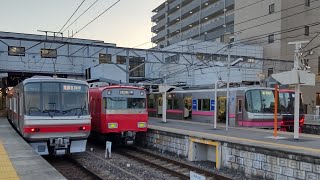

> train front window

[
  {"left": 61, "top": 84, "right": 89, "bottom": 116},
  {"left": 106, "top": 97, "right": 146, "bottom": 109},
  {"left": 25, "top": 82, "right": 89, "bottom": 116},
  {"left": 42, "top": 83, "right": 60, "bottom": 116},
  {"left": 25, "top": 83, "right": 41, "bottom": 115},
  {"left": 245, "top": 89, "right": 278, "bottom": 113},
  {"left": 279, "top": 92, "right": 303, "bottom": 114}
]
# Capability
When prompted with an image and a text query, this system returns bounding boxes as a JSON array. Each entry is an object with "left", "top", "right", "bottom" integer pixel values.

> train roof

[
  {"left": 22, "top": 76, "right": 88, "bottom": 86},
  {"left": 91, "top": 85, "right": 145, "bottom": 92}
]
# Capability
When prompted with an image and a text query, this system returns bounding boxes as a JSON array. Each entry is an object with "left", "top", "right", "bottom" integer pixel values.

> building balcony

[
  {"left": 151, "top": 29, "right": 167, "bottom": 42},
  {"left": 151, "top": 18, "right": 167, "bottom": 32},
  {"left": 201, "top": 0, "right": 224, "bottom": 19},
  {"left": 168, "top": 34, "right": 181, "bottom": 45},
  {"left": 152, "top": 7, "right": 167, "bottom": 22},
  {"left": 168, "top": 22, "right": 181, "bottom": 34},
  {"left": 181, "top": 12, "right": 200, "bottom": 28},
  {"left": 168, "top": 8, "right": 181, "bottom": 22},
  {"left": 168, "top": 0, "right": 180, "bottom": 12},
  {"left": 181, "top": 0, "right": 200, "bottom": 16},
  {"left": 200, "top": 14, "right": 234, "bottom": 33}
]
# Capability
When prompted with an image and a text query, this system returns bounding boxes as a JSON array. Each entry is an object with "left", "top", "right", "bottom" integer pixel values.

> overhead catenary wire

[
  {"left": 62, "top": 0, "right": 100, "bottom": 33},
  {"left": 59, "top": 0, "right": 87, "bottom": 32}
]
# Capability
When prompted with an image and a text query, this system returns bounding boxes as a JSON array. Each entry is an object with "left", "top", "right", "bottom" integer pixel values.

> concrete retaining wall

[
  {"left": 139, "top": 129, "right": 320, "bottom": 179},
  {"left": 223, "top": 143, "right": 320, "bottom": 179},
  {"left": 137, "top": 129, "right": 189, "bottom": 157},
  {"left": 303, "top": 123, "right": 320, "bottom": 135}
]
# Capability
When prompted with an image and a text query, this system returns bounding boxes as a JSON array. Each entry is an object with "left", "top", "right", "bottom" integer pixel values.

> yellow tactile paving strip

[{"left": 0, "top": 142, "right": 19, "bottom": 180}]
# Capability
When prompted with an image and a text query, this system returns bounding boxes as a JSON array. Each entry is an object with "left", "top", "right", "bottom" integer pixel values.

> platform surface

[
  {"left": 0, "top": 118, "right": 66, "bottom": 180},
  {"left": 148, "top": 118, "right": 320, "bottom": 158}
]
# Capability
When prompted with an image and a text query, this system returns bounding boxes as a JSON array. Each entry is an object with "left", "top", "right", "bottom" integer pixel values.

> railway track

[
  {"left": 46, "top": 156, "right": 104, "bottom": 180},
  {"left": 116, "top": 147, "right": 232, "bottom": 180}
]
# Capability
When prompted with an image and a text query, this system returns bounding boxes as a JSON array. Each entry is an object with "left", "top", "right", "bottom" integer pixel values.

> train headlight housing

[
  {"left": 140, "top": 91, "right": 144, "bottom": 96},
  {"left": 137, "top": 122, "right": 147, "bottom": 128},
  {"left": 107, "top": 90, "right": 112, "bottom": 95},
  {"left": 108, "top": 123, "right": 118, "bottom": 129}
]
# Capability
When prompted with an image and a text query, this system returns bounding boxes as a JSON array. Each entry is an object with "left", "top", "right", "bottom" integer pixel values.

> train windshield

[
  {"left": 245, "top": 89, "right": 280, "bottom": 113},
  {"left": 24, "top": 82, "right": 89, "bottom": 116},
  {"left": 104, "top": 97, "right": 146, "bottom": 109},
  {"left": 279, "top": 91, "right": 303, "bottom": 114}
]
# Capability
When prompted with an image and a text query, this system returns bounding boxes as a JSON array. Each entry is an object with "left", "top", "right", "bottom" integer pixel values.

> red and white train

[
  {"left": 7, "top": 76, "right": 91, "bottom": 155},
  {"left": 89, "top": 84, "right": 148, "bottom": 144}
]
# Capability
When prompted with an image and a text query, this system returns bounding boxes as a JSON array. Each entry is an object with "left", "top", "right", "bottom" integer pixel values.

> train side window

[
  {"left": 238, "top": 99, "right": 242, "bottom": 113},
  {"left": 19, "top": 96, "right": 23, "bottom": 115},
  {"left": 202, "top": 99, "right": 210, "bottom": 111},
  {"left": 13, "top": 98, "right": 17, "bottom": 113}
]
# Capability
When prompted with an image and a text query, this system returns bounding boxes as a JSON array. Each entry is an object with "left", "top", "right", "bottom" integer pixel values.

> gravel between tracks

[
  {"left": 84, "top": 144, "right": 180, "bottom": 180},
  {"left": 134, "top": 147, "right": 247, "bottom": 180}
]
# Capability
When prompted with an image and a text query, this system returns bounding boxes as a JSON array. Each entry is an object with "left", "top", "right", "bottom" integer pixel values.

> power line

[
  {"left": 59, "top": 0, "right": 87, "bottom": 32},
  {"left": 62, "top": 0, "right": 100, "bottom": 33}
]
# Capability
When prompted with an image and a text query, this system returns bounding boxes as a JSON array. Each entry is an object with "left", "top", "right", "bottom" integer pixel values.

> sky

[{"left": 0, "top": 0, "right": 164, "bottom": 49}]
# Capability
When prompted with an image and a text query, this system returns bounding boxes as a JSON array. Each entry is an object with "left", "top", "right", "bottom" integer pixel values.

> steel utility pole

[
  {"left": 226, "top": 37, "right": 233, "bottom": 131},
  {"left": 289, "top": 41, "right": 309, "bottom": 140},
  {"left": 272, "top": 41, "right": 314, "bottom": 140}
]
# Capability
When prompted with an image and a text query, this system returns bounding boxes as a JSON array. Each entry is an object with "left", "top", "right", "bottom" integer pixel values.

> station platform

[
  {"left": 0, "top": 118, "right": 66, "bottom": 180},
  {"left": 148, "top": 117, "right": 320, "bottom": 158}
]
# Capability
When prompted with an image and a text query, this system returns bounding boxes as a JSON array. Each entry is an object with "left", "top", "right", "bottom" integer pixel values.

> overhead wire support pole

[
  {"left": 226, "top": 42, "right": 231, "bottom": 132},
  {"left": 288, "top": 40, "right": 309, "bottom": 140}
]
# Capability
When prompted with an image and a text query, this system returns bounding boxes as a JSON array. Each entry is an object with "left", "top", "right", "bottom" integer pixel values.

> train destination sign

[{"left": 119, "top": 90, "right": 134, "bottom": 95}]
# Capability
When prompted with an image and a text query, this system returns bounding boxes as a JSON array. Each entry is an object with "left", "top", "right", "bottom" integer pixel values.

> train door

[
  {"left": 157, "top": 96, "right": 162, "bottom": 117},
  {"left": 236, "top": 97, "right": 243, "bottom": 124},
  {"left": 183, "top": 96, "right": 192, "bottom": 119},
  {"left": 18, "top": 92, "right": 23, "bottom": 131},
  {"left": 217, "top": 96, "right": 226, "bottom": 123}
]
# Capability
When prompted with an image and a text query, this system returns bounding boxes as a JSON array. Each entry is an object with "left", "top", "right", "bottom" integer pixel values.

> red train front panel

[{"left": 90, "top": 86, "right": 148, "bottom": 135}]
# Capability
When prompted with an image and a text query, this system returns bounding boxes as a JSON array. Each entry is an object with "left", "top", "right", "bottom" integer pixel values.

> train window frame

[
  {"left": 197, "top": 99, "right": 210, "bottom": 111},
  {"left": 197, "top": 99, "right": 202, "bottom": 111},
  {"left": 238, "top": 99, "right": 242, "bottom": 113}
]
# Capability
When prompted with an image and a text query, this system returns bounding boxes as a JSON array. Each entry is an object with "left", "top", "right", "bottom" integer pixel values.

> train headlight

[
  {"left": 108, "top": 123, "right": 118, "bottom": 129},
  {"left": 140, "top": 91, "right": 144, "bottom": 96},
  {"left": 107, "top": 90, "right": 112, "bottom": 95},
  {"left": 137, "top": 122, "right": 147, "bottom": 128}
]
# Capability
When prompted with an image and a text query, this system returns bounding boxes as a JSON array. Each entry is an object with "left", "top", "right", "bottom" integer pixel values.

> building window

[
  {"left": 268, "top": 34, "right": 274, "bottom": 43},
  {"left": 129, "top": 56, "right": 145, "bottom": 77},
  {"left": 269, "top": 4, "right": 275, "bottom": 14},
  {"left": 305, "top": 26, "right": 310, "bottom": 36},
  {"left": 305, "top": 0, "right": 310, "bottom": 7},
  {"left": 41, "top": 48, "right": 57, "bottom": 58},
  {"left": 268, "top": 68, "right": 274, "bottom": 77},
  {"left": 99, "top": 53, "right": 112, "bottom": 64},
  {"left": 165, "top": 54, "right": 179, "bottom": 64},
  {"left": 116, "top": 55, "right": 126, "bottom": 64},
  {"left": 8, "top": 46, "right": 25, "bottom": 56}
]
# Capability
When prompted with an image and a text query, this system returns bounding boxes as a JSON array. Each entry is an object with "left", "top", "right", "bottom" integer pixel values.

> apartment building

[
  {"left": 151, "top": 0, "right": 235, "bottom": 48},
  {"left": 234, "top": 0, "right": 320, "bottom": 113}
]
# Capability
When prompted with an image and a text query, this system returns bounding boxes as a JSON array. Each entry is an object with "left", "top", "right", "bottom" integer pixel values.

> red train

[
  {"left": 279, "top": 89, "right": 304, "bottom": 132},
  {"left": 89, "top": 84, "right": 148, "bottom": 144}
]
